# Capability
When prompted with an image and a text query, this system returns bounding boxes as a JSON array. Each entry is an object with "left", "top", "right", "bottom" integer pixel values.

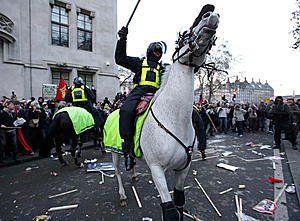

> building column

[{"left": 70, "top": 68, "right": 77, "bottom": 86}]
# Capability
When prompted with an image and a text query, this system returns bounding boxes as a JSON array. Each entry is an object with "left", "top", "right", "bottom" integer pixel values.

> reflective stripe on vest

[
  {"left": 139, "top": 59, "right": 161, "bottom": 88},
  {"left": 71, "top": 85, "right": 88, "bottom": 102}
]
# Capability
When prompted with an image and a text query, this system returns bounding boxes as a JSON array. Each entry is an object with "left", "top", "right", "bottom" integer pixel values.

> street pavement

[{"left": 0, "top": 131, "right": 300, "bottom": 221}]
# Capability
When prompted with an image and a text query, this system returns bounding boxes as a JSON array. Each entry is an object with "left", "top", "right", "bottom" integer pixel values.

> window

[
  {"left": 78, "top": 72, "right": 93, "bottom": 88},
  {"left": 52, "top": 70, "right": 70, "bottom": 86},
  {"left": 77, "top": 12, "right": 92, "bottom": 51},
  {"left": 51, "top": 4, "right": 69, "bottom": 47}
]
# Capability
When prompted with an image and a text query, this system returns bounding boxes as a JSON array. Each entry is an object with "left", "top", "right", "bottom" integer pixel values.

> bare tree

[
  {"left": 291, "top": 0, "right": 300, "bottom": 49},
  {"left": 195, "top": 41, "right": 232, "bottom": 103},
  {"left": 118, "top": 66, "right": 133, "bottom": 87}
]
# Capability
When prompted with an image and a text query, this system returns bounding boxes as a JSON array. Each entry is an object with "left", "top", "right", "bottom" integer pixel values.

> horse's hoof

[
  {"left": 132, "top": 176, "right": 139, "bottom": 182},
  {"left": 120, "top": 199, "right": 128, "bottom": 207}
]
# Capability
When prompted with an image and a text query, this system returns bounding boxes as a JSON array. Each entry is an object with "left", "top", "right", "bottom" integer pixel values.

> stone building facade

[
  {"left": 0, "top": 0, "right": 119, "bottom": 101},
  {"left": 195, "top": 77, "right": 274, "bottom": 104}
]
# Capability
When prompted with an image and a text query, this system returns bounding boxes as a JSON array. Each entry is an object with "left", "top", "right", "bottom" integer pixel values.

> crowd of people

[
  {"left": 0, "top": 90, "right": 128, "bottom": 164},
  {"left": 194, "top": 97, "right": 300, "bottom": 149},
  {"left": 1, "top": 89, "right": 299, "bottom": 165}
]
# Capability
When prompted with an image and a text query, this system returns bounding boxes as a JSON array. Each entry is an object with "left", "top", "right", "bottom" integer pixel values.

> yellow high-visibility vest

[
  {"left": 137, "top": 59, "right": 161, "bottom": 88},
  {"left": 71, "top": 85, "right": 88, "bottom": 102}
]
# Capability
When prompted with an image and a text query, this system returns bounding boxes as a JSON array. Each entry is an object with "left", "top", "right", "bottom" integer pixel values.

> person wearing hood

[{"left": 271, "top": 96, "right": 297, "bottom": 149}]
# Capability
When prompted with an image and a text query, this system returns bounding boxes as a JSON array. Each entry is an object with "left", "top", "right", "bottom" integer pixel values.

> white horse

[{"left": 111, "top": 5, "right": 219, "bottom": 221}]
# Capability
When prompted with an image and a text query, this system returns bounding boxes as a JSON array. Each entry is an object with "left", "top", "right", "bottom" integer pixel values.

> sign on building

[{"left": 42, "top": 84, "right": 57, "bottom": 101}]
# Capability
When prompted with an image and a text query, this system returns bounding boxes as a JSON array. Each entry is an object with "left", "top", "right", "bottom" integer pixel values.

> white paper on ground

[{"left": 216, "top": 163, "right": 239, "bottom": 172}]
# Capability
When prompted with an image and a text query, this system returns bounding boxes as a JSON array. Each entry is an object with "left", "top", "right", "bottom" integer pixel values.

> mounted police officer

[
  {"left": 115, "top": 26, "right": 166, "bottom": 171},
  {"left": 65, "top": 77, "right": 102, "bottom": 147}
]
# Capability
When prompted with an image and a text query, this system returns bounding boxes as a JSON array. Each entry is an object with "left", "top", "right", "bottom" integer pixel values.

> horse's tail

[{"left": 39, "top": 112, "right": 63, "bottom": 157}]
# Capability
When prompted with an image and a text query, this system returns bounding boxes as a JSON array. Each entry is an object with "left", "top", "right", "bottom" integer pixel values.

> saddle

[{"left": 136, "top": 93, "right": 154, "bottom": 115}]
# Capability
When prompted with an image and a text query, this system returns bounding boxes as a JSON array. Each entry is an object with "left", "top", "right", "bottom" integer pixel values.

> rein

[{"left": 150, "top": 107, "right": 196, "bottom": 171}]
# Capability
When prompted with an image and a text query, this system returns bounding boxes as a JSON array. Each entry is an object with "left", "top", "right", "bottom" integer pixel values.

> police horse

[
  {"left": 109, "top": 5, "right": 219, "bottom": 221},
  {"left": 40, "top": 106, "right": 106, "bottom": 166}
]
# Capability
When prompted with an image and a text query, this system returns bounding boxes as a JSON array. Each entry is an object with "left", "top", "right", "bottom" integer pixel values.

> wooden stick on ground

[
  {"left": 235, "top": 195, "right": 241, "bottom": 221},
  {"left": 239, "top": 198, "right": 243, "bottom": 220},
  {"left": 132, "top": 186, "right": 142, "bottom": 208},
  {"left": 194, "top": 178, "right": 222, "bottom": 217},
  {"left": 219, "top": 188, "right": 233, "bottom": 195},
  {"left": 48, "top": 189, "right": 78, "bottom": 199},
  {"left": 274, "top": 183, "right": 288, "bottom": 204},
  {"left": 48, "top": 204, "right": 78, "bottom": 212}
]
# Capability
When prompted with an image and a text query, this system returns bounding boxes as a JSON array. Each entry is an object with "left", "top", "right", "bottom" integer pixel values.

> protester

[
  {"left": 271, "top": 96, "right": 297, "bottom": 150},
  {"left": 0, "top": 100, "right": 20, "bottom": 163},
  {"left": 233, "top": 104, "right": 247, "bottom": 137}
]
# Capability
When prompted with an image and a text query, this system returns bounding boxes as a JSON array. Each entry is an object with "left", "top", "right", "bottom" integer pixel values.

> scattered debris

[
  {"left": 49, "top": 189, "right": 78, "bottom": 199},
  {"left": 49, "top": 172, "right": 58, "bottom": 176},
  {"left": 195, "top": 178, "right": 222, "bottom": 217},
  {"left": 264, "top": 156, "right": 284, "bottom": 161},
  {"left": 222, "top": 151, "right": 233, "bottom": 156},
  {"left": 33, "top": 215, "right": 51, "bottom": 221},
  {"left": 285, "top": 185, "right": 296, "bottom": 194},
  {"left": 253, "top": 184, "right": 287, "bottom": 214},
  {"left": 253, "top": 199, "right": 276, "bottom": 214},
  {"left": 286, "top": 161, "right": 296, "bottom": 164},
  {"left": 250, "top": 150, "right": 266, "bottom": 157},
  {"left": 216, "top": 163, "right": 238, "bottom": 172},
  {"left": 219, "top": 188, "right": 233, "bottom": 195},
  {"left": 268, "top": 177, "right": 283, "bottom": 184},
  {"left": 99, "top": 173, "right": 104, "bottom": 185},
  {"left": 235, "top": 195, "right": 242, "bottom": 221},
  {"left": 183, "top": 209, "right": 202, "bottom": 221},
  {"left": 260, "top": 145, "right": 271, "bottom": 150},
  {"left": 238, "top": 185, "right": 246, "bottom": 189},
  {"left": 272, "top": 162, "right": 276, "bottom": 170},
  {"left": 86, "top": 162, "right": 115, "bottom": 172},
  {"left": 235, "top": 213, "right": 260, "bottom": 221},
  {"left": 245, "top": 142, "right": 254, "bottom": 146},
  {"left": 148, "top": 180, "right": 153, "bottom": 184},
  {"left": 192, "top": 170, "right": 198, "bottom": 176},
  {"left": 132, "top": 186, "right": 142, "bottom": 208},
  {"left": 25, "top": 166, "right": 39, "bottom": 171},
  {"left": 142, "top": 217, "right": 153, "bottom": 221},
  {"left": 279, "top": 152, "right": 285, "bottom": 156},
  {"left": 236, "top": 156, "right": 267, "bottom": 162},
  {"left": 48, "top": 204, "right": 78, "bottom": 212},
  {"left": 84, "top": 158, "right": 97, "bottom": 164}
]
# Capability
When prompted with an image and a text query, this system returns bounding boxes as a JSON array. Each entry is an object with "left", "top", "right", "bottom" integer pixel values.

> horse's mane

[{"left": 152, "top": 64, "right": 172, "bottom": 102}]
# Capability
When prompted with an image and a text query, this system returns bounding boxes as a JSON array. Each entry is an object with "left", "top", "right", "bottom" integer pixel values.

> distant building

[
  {"left": 0, "top": 0, "right": 119, "bottom": 100},
  {"left": 195, "top": 77, "right": 274, "bottom": 104}
]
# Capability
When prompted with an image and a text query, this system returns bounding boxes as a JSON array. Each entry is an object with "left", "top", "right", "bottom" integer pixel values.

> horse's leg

[
  {"left": 173, "top": 167, "right": 190, "bottom": 221},
  {"left": 131, "top": 165, "right": 139, "bottom": 182},
  {"left": 112, "top": 152, "right": 127, "bottom": 206},
  {"left": 70, "top": 135, "right": 81, "bottom": 167},
  {"left": 56, "top": 138, "right": 67, "bottom": 166},
  {"left": 150, "top": 165, "right": 180, "bottom": 221}
]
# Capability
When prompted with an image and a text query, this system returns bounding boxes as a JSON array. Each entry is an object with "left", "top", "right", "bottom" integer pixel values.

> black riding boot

[
  {"left": 174, "top": 188, "right": 185, "bottom": 221},
  {"left": 161, "top": 201, "right": 180, "bottom": 221},
  {"left": 122, "top": 141, "right": 135, "bottom": 171}
]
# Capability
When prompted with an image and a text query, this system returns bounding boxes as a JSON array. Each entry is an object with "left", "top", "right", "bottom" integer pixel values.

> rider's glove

[{"left": 118, "top": 26, "right": 128, "bottom": 40}]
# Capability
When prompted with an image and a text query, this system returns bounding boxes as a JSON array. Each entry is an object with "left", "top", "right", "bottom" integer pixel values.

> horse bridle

[
  {"left": 172, "top": 29, "right": 216, "bottom": 68},
  {"left": 150, "top": 107, "right": 196, "bottom": 171}
]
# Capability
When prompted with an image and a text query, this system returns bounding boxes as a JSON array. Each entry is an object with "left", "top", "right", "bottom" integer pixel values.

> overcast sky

[{"left": 117, "top": 0, "right": 300, "bottom": 96}]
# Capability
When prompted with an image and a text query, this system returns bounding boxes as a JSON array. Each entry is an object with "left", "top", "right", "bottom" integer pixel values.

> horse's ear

[{"left": 191, "top": 4, "right": 215, "bottom": 30}]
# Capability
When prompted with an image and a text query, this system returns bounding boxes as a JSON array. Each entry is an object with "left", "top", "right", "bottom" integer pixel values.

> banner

[
  {"left": 55, "top": 78, "right": 67, "bottom": 101},
  {"left": 42, "top": 84, "right": 57, "bottom": 101}
]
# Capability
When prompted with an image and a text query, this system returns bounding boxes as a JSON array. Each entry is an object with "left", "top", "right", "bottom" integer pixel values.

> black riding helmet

[{"left": 146, "top": 41, "right": 167, "bottom": 63}]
